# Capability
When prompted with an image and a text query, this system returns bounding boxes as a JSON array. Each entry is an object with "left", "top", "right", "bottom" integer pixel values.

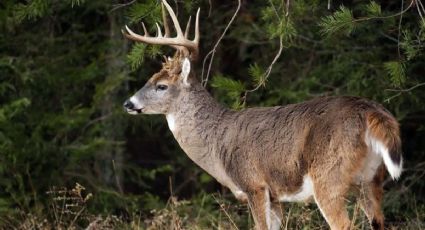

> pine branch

[
  {"left": 211, "top": 75, "right": 245, "bottom": 95},
  {"left": 366, "top": 1, "right": 382, "bottom": 16},
  {"left": 248, "top": 63, "right": 266, "bottom": 88},
  {"left": 319, "top": 6, "right": 355, "bottom": 37},
  {"left": 319, "top": 1, "right": 415, "bottom": 37},
  {"left": 127, "top": 43, "right": 146, "bottom": 71},
  {"left": 127, "top": 2, "right": 161, "bottom": 24},
  {"left": 384, "top": 61, "right": 406, "bottom": 87}
]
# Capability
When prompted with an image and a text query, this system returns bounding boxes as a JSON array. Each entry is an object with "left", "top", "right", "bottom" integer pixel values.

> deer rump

[{"left": 216, "top": 96, "right": 402, "bottom": 197}]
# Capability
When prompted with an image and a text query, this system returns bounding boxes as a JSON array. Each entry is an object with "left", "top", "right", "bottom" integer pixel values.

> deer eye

[{"left": 156, "top": 84, "right": 168, "bottom": 91}]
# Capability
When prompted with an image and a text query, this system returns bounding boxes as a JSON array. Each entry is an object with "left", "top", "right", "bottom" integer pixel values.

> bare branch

[
  {"left": 385, "top": 82, "right": 425, "bottom": 92},
  {"left": 110, "top": 0, "right": 136, "bottom": 12},
  {"left": 201, "top": 0, "right": 241, "bottom": 87},
  {"left": 384, "top": 82, "right": 425, "bottom": 102}
]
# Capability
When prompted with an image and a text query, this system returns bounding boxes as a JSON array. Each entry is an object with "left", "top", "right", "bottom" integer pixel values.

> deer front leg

[{"left": 247, "top": 186, "right": 272, "bottom": 230}]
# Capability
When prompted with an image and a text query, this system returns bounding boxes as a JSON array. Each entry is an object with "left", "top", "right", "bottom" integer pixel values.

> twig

[
  {"left": 416, "top": 0, "right": 425, "bottom": 22},
  {"left": 212, "top": 194, "right": 239, "bottom": 230},
  {"left": 82, "top": 113, "right": 112, "bottom": 133},
  {"left": 201, "top": 0, "right": 241, "bottom": 87},
  {"left": 416, "top": 1, "right": 425, "bottom": 20},
  {"left": 284, "top": 206, "right": 291, "bottom": 230},
  {"left": 69, "top": 207, "right": 86, "bottom": 228},
  {"left": 385, "top": 82, "right": 425, "bottom": 92},
  {"left": 246, "top": 36, "right": 284, "bottom": 94},
  {"left": 268, "top": 0, "right": 281, "bottom": 19},
  {"left": 241, "top": 1, "right": 287, "bottom": 105},
  {"left": 352, "top": 0, "right": 414, "bottom": 22},
  {"left": 208, "top": 0, "right": 213, "bottom": 17},
  {"left": 110, "top": 0, "right": 136, "bottom": 12},
  {"left": 241, "top": 34, "right": 284, "bottom": 106},
  {"left": 384, "top": 82, "right": 425, "bottom": 102},
  {"left": 398, "top": 0, "right": 405, "bottom": 58},
  {"left": 112, "top": 159, "right": 124, "bottom": 194},
  {"left": 286, "top": 0, "right": 290, "bottom": 17}
]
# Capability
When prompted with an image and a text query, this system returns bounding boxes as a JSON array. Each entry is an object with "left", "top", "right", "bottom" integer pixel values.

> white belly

[{"left": 279, "top": 175, "right": 314, "bottom": 202}]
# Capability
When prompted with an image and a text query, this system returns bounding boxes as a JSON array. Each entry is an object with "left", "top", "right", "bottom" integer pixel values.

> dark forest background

[{"left": 1, "top": 0, "right": 424, "bottom": 229}]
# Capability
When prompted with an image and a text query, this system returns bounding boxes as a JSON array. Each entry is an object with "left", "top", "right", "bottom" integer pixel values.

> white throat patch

[{"left": 166, "top": 114, "right": 177, "bottom": 132}]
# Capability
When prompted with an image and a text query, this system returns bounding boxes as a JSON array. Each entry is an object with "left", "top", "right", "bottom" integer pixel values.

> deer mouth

[{"left": 126, "top": 108, "right": 143, "bottom": 115}]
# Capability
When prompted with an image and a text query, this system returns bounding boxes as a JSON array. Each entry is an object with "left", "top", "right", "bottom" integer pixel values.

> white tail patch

[{"left": 365, "top": 130, "right": 402, "bottom": 180}]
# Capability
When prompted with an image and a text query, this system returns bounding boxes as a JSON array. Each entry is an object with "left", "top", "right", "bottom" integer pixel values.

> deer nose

[{"left": 123, "top": 100, "right": 134, "bottom": 110}]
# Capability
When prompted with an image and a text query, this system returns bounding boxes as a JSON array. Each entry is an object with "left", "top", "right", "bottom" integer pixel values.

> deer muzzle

[{"left": 123, "top": 98, "right": 142, "bottom": 114}]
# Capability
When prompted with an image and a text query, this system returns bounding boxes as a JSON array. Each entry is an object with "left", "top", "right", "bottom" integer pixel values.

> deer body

[{"left": 122, "top": 1, "right": 402, "bottom": 229}]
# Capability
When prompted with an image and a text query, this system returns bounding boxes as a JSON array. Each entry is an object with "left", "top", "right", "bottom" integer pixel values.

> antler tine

[
  {"left": 184, "top": 16, "right": 192, "bottom": 39},
  {"left": 122, "top": 0, "right": 200, "bottom": 61},
  {"left": 194, "top": 8, "right": 200, "bottom": 44},
  {"left": 162, "top": 3, "right": 171, "bottom": 37},
  {"left": 161, "top": 0, "right": 184, "bottom": 38},
  {"left": 141, "top": 22, "right": 149, "bottom": 36},
  {"left": 155, "top": 23, "right": 163, "bottom": 37}
]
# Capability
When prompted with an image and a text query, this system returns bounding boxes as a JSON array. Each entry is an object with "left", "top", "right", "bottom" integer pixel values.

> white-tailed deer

[{"left": 122, "top": 1, "right": 403, "bottom": 229}]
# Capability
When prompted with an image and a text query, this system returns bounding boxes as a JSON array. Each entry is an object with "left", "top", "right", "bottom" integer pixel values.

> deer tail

[{"left": 365, "top": 110, "right": 403, "bottom": 180}]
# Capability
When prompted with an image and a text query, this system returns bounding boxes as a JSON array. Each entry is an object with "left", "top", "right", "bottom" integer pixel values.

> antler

[{"left": 122, "top": 0, "right": 200, "bottom": 61}]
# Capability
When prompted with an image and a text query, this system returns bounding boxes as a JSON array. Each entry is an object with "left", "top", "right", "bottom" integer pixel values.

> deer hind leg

[
  {"left": 270, "top": 201, "right": 284, "bottom": 230},
  {"left": 247, "top": 186, "right": 273, "bottom": 230},
  {"left": 312, "top": 177, "right": 351, "bottom": 230},
  {"left": 358, "top": 165, "right": 385, "bottom": 230}
]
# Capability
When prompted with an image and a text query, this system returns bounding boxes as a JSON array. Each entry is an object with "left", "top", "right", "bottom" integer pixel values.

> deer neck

[{"left": 165, "top": 83, "right": 232, "bottom": 183}]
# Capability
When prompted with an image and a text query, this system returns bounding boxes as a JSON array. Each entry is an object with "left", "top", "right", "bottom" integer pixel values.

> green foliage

[
  {"left": 319, "top": 6, "right": 355, "bottom": 37},
  {"left": 69, "top": 0, "right": 85, "bottom": 8},
  {"left": 127, "top": 1, "right": 161, "bottom": 24},
  {"left": 127, "top": 43, "right": 146, "bottom": 71},
  {"left": 126, "top": 43, "right": 162, "bottom": 71},
  {"left": 261, "top": 5, "right": 297, "bottom": 42},
  {"left": 365, "top": 1, "right": 382, "bottom": 16},
  {"left": 248, "top": 63, "right": 266, "bottom": 88},
  {"left": 13, "top": 0, "right": 49, "bottom": 22},
  {"left": 211, "top": 74, "right": 245, "bottom": 96},
  {"left": 421, "top": 20, "right": 425, "bottom": 40},
  {"left": 146, "top": 45, "right": 163, "bottom": 59},
  {"left": 0, "top": 98, "right": 30, "bottom": 122},
  {"left": 400, "top": 30, "right": 422, "bottom": 61},
  {"left": 211, "top": 74, "right": 245, "bottom": 109},
  {"left": 384, "top": 61, "right": 406, "bottom": 87}
]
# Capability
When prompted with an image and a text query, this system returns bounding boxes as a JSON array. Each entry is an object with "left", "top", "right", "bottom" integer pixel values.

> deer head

[{"left": 123, "top": 0, "right": 200, "bottom": 115}]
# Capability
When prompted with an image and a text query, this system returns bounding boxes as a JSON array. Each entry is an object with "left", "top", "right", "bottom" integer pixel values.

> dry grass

[{"left": 2, "top": 183, "right": 424, "bottom": 229}]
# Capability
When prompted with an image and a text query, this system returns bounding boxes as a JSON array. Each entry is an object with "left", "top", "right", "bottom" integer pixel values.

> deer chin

[{"left": 126, "top": 108, "right": 143, "bottom": 115}]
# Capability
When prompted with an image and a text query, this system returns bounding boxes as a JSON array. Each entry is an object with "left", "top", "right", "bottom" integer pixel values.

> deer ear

[{"left": 181, "top": 58, "right": 191, "bottom": 86}]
